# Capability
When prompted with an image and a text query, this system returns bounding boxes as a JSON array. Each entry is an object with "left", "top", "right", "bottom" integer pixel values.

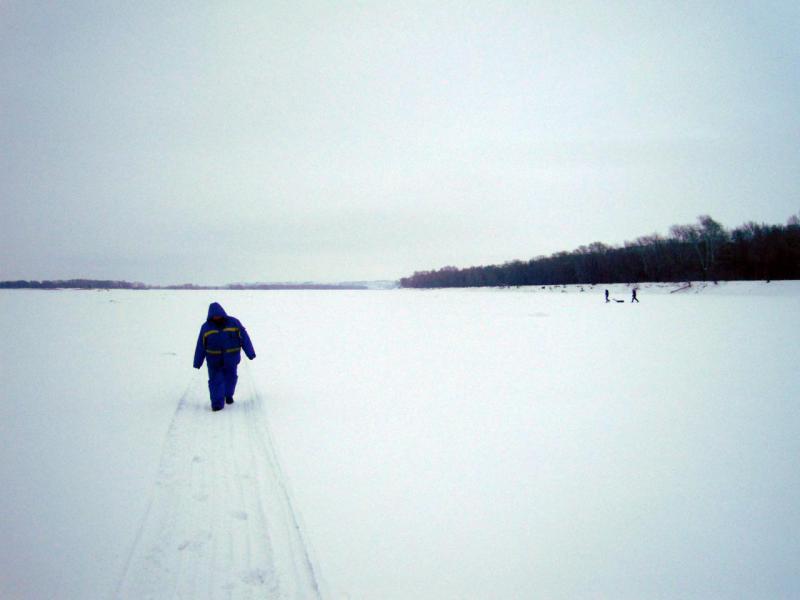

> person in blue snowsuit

[{"left": 193, "top": 302, "right": 256, "bottom": 411}]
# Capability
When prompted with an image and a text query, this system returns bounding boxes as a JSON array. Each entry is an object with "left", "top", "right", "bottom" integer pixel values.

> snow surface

[{"left": 1, "top": 282, "right": 799, "bottom": 599}]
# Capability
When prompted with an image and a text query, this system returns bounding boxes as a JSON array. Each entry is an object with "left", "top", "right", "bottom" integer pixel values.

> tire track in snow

[
  {"left": 115, "top": 368, "right": 321, "bottom": 599},
  {"left": 239, "top": 366, "right": 322, "bottom": 599}
]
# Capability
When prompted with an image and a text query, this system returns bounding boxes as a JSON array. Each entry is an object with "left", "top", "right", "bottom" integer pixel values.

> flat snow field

[{"left": 1, "top": 281, "right": 799, "bottom": 599}]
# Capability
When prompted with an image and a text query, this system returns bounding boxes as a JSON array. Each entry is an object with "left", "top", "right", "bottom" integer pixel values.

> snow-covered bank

[
  {"left": 2, "top": 283, "right": 799, "bottom": 598},
  {"left": 419, "top": 279, "right": 800, "bottom": 297}
]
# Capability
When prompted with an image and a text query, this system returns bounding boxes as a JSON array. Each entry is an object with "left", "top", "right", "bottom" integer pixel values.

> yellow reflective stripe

[
  {"left": 223, "top": 327, "right": 239, "bottom": 333},
  {"left": 225, "top": 348, "right": 241, "bottom": 353},
  {"left": 206, "top": 349, "right": 223, "bottom": 355},
  {"left": 203, "top": 330, "right": 219, "bottom": 340}
]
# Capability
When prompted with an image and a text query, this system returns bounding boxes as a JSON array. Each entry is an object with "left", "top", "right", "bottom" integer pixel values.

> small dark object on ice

[
  {"left": 225, "top": 396, "right": 234, "bottom": 405},
  {"left": 614, "top": 299, "right": 624, "bottom": 303}
]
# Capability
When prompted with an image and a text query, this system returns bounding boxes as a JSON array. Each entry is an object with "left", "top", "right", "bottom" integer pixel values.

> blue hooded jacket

[{"left": 193, "top": 302, "right": 256, "bottom": 369}]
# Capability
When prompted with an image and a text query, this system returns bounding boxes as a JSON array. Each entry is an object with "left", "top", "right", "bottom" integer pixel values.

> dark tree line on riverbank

[{"left": 400, "top": 214, "right": 800, "bottom": 288}]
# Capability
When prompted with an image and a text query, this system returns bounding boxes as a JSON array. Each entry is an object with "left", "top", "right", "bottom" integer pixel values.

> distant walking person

[
  {"left": 193, "top": 302, "right": 256, "bottom": 411},
  {"left": 631, "top": 289, "right": 639, "bottom": 303},
  {"left": 605, "top": 289, "right": 610, "bottom": 303}
]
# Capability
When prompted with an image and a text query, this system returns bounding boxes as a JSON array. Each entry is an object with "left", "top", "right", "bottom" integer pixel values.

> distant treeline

[
  {"left": 0, "top": 279, "right": 149, "bottom": 289},
  {"left": 0, "top": 280, "right": 367, "bottom": 290},
  {"left": 223, "top": 283, "right": 367, "bottom": 290},
  {"left": 400, "top": 214, "right": 800, "bottom": 288}
]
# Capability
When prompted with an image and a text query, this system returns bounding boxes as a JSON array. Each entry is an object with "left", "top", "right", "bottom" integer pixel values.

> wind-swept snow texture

[
  {"left": 2, "top": 281, "right": 800, "bottom": 599},
  {"left": 115, "top": 369, "right": 320, "bottom": 599}
]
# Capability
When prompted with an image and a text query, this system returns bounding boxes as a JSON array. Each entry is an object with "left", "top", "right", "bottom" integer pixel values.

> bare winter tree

[{"left": 697, "top": 215, "right": 728, "bottom": 279}]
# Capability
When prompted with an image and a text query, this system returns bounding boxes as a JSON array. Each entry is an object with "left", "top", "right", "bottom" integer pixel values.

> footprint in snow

[
  {"left": 177, "top": 540, "right": 198, "bottom": 552},
  {"left": 230, "top": 510, "right": 249, "bottom": 521},
  {"left": 241, "top": 568, "right": 276, "bottom": 587},
  {"left": 177, "top": 531, "right": 211, "bottom": 552}
]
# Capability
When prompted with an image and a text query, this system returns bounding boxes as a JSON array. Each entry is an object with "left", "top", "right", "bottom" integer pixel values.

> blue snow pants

[{"left": 207, "top": 364, "right": 238, "bottom": 410}]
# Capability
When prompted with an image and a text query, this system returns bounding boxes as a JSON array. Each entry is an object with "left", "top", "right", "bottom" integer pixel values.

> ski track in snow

[{"left": 115, "top": 368, "right": 321, "bottom": 600}]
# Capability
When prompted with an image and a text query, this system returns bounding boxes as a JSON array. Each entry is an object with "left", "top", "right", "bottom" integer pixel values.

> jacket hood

[{"left": 207, "top": 302, "right": 228, "bottom": 320}]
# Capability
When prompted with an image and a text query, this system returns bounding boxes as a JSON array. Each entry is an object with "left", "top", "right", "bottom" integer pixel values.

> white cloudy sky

[{"left": 2, "top": 1, "right": 799, "bottom": 284}]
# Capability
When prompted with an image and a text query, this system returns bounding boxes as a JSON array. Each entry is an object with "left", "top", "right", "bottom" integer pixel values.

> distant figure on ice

[
  {"left": 193, "top": 302, "right": 256, "bottom": 411},
  {"left": 605, "top": 289, "right": 609, "bottom": 303},
  {"left": 631, "top": 289, "right": 639, "bottom": 303}
]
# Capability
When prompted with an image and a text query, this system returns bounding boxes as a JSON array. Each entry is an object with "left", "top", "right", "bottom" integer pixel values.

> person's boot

[{"left": 225, "top": 396, "right": 234, "bottom": 405}]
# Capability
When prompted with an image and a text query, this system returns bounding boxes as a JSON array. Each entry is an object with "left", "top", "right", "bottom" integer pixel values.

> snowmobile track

[{"left": 115, "top": 368, "right": 321, "bottom": 600}]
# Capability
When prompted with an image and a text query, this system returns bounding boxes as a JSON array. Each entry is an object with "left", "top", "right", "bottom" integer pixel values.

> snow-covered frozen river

[{"left": 2, "top": 282, "right": 799, "bottom": 599}]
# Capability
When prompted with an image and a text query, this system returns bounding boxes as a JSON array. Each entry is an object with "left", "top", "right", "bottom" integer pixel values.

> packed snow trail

[{"left": 115, "top": 365, "right": 321, "bottom": 600}]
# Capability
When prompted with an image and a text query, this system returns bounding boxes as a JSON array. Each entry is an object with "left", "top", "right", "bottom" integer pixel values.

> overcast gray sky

[{"left": 2, "top": 1, "right": 799, "bottom": 284}]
